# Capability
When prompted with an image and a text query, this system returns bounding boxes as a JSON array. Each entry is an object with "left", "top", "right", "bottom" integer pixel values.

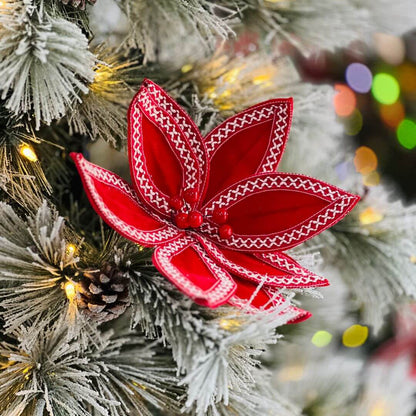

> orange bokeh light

[
  {"left": 334, "top": 84, "right": 357, "bottom": 117},
  {"left": 354, "top": 146, "right": 378, "bottom": 175},
  {"left": 397, "top": 63, "right": 416, "bottom": 95},
  {"left": 379, "top": 101, "right": 405, "bottom": 129}
]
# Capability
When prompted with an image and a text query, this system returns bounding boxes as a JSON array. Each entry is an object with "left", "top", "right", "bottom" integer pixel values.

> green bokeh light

[
  {"left": 311, "top": 330, "right": 333, "bottom": 347},
  {"left": 372, "top": 73, "right": 400, "bottom": 105},
  {"left": 397, "top": 119, "right": 416, "bottom": 150}
]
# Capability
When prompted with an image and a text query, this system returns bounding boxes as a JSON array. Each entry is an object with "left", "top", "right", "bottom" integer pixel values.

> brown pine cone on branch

[{"left": 76, "top": 262, "right": 130, "bottom": 322}]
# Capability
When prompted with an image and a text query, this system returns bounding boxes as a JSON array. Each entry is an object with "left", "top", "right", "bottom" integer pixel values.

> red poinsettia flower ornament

[{"left": 71, "top": 79, "right": 359, "bottom": 322}]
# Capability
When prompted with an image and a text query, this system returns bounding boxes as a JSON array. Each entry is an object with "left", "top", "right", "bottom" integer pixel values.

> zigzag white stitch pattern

[
  {"left": 139, "top": 91, "right": 199, "bottom": 190},
  {"left": 261, "top": 105, "right": 288, "bottom": 172},
  {"left": 200, "top": 238, "right": 319, "bottom": 286},
  {"left": 79, "top": 158, "right": 179, "bottom": 244},
  {"left": 193, "top": 244, "right": 236, "bottom": 302},
  {"left": 156, "top": 237, "right": 235, "bottom": 303},
  {"left": 83, "top": 161, "right": 139, "bottom": 201},
  {"left": 146, "top": 84, "right": 206, "bottom": 178},
  {"left": 205, "top": 176, "right": 342, "bottom": 214},
  {"left": 156, "top": 237, "right": 204, "bottom": 298},
  {"left": 205, "top": 106, "right": 276, "bottom": 157},
  {"left": 131, "top": 106, "right": 170, "bottom": 212},
  {"left": 261, "top": 253, "right": 312, "bottom": 278},
  {"left": 201, "top": 196, "right": 354, "bottom": 249}
]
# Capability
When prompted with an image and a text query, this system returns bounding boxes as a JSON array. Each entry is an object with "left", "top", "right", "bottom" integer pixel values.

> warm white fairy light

[{"left": 19, "top": 144, "right": 38, "bottom": 162}]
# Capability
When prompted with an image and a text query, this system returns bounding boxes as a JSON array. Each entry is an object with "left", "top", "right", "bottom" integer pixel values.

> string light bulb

[
  {"left": 359, "top": 207, "right": 384, "bottom": 225},
  {"left": 66, "top": 243, "right": 77, "bottom": 255},
  {"left": 64, "top": 281, "right": 77, "bottom": 302},
  {"left": 19, "top": 144, "right": 38, "bottom": 162},
  {"left": 219, "top": 318, "right": 241, "bottom": 331}
]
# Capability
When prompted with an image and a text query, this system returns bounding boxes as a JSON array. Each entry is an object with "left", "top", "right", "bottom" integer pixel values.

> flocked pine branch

[
  {"left": 67, "top": 47, "right": 144, "bottom": 148},
  {"left": 0, "top": 201, "right": 82, "bottom": 332},
  {"left": 316, "top": 184, "right": 416, "bottom": 333},
  {"left": 99, "top": 239, "right": 300, "bottom": 415},
  {"left": 0, "top": 0, "right": 95, "bottom": 128},
  {"left": 0, "top": 109, "right": 53, "bottom": 199},
  {"left": 274, "top": 345, "right": 363, "bottom": 416},
  {"left": 119, "top": 0, "right": 239, "bottom": 62},
  {"left": 0, "top": 316, "right": 184, "bottom": 415},
  {"left": 354, "top": 359, "right": 416, "bottom": 416}
]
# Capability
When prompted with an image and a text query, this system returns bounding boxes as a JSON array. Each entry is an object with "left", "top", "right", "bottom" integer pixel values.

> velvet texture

[{"left": 71, "top": 79, "right": 360, "bottom": 321}]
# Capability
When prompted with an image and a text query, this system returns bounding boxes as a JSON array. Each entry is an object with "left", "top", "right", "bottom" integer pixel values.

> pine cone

[
  {"left": 76, "top": 262, "right": 130, "bottom": 322},
  {"left": 60, "top": 0, "right": 96, "bottom": 10}
]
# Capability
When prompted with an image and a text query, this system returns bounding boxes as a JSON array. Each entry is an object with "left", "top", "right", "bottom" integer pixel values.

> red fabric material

[
  {"left": 141, "top": 112, "right": 183, "bottom": 197},
  {"left": 73, "top": 79, "right": 360, "bottom": 316},
  {"left": 202, "top": 98, "right": 293, "bottom": 204},
  {"left": 227, "top": 189, "right": 328, "bottom": 235},
  {"left": 256, "top": 251, "right": 329, "bottom": 288},
  {"left": 230, "top": 275, "right": 278, "bottom": 310},
  {"left": 195, "top": 234, "right": 322, "bottom": 288},
  {"left": 128, "top": 82, "right": 206, "bottom": 217},
  {"left": 152, "top": 237, "right": 236, "bottom": 307},
  {"left": 201, "top": 173, "right": 360, "bottom": 251},
  {"left": 70, "top": 153, "right": 181, "bottom": 246},
  {"left": 228, "top": 276, "right": 311, "bottom": 323},
  {"left": 203, "top": 119, "right": 273, "bottom": 203}
]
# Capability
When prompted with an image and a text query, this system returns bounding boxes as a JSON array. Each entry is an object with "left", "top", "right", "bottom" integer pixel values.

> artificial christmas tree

[{"left": 1, "top": 1, "right": 416, "bottom": 415}]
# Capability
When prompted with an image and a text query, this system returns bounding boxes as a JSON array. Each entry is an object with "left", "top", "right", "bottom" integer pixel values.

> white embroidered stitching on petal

[
  {"left": 205, "top": 175, "right": 342, "bottom": 214},
  {"left": 205, "top": 103, "right": 289, "bottom": 171},
  {"left": 131, "top": 106, "right": 171, "bottom": 213},
  {"left": 155, "top": 236, "right": 235, "bottom": 304},
  {"left": 145, "top": 82, "right": 206, "bottom": 180},
  {"left": 138, "top": 90, "right": 199, "bottom": 190},
  {"left": 260, "top": 104, "right": 288, "bottom": 172},
  {"left": 199, "top": 237, "right": 322, "bottom": 287},
  {"left": 79, "top": 157, "right": 179, "bottom": 245},
  {"left": 201, "top": 196, "right": 353, "bottom": 250}
]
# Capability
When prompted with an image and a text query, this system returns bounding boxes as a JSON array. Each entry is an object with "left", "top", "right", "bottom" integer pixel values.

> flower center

[{"left": 169, "top": 195, "right": 233, "bottom": 239}]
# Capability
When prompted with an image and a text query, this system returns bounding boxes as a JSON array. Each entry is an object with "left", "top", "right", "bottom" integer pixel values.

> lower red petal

[
  {"left": 195, "top": 235, "right": 328, "bottom": 288},
  {"left": 152, "top": 236, "right": 236, "bottom": 307},
  {"left": 228, "top": 276, "right": 311, "bottom": 324}
]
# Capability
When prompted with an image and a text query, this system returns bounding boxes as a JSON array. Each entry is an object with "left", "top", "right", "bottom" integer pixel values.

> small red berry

[
  {"left": 188, "top": 211, "right": 203, "bottom": 228},
  {"left": 183, "top": 188, "right": 199, "bottom": 204},
  {"left": 175, "top": 212, "right": 189, "bottom": 229},
  {"left": 169, "top": 195, "right": 184, "bottom": 210},
  {"left": 219, "top": 224, "right": 233, "bottom": 239},
  {"left": 212, "top": 208, "right": 228, "bottom": 224}
]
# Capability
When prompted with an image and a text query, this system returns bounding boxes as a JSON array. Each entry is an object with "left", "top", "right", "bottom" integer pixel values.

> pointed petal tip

[
  {"left": 288, "top": 309, "right": 312, "bottom": 324},
  {"left": 69, "top": 152, "right": 80, "bottom": 161}
]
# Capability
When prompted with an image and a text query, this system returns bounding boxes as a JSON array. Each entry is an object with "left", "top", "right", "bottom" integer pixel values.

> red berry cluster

[{"left": 169, "top": 190, "right": 233, "bottom": 239}]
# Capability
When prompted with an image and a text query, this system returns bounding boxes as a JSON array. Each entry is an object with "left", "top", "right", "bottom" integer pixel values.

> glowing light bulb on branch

[
  {"left": 19, "top": 144, "right": 38, "bottom": 162},
  {"left": 66, "top": 243, "right": 77, "bottom": 255},
  {"left": 64, "top": 282, "right": 77, "bottom": 302},
  {"left": 219, "top": 318, "right": 241, "bottom": 331},
  {"left": 359, "top": 207, "right": 384, "bottom": 225}
]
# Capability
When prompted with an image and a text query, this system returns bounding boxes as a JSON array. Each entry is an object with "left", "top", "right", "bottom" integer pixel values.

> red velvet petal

[
  {"left": 152, "top": 236, "right": 236, "bottom": 307},
  {"left": 201, "top": 173, "right": 360, "bottom": 251},
  {"left": 202, "top": 98, "right": 293, "bottom": 204},
  {"left": 128, "top": 81, "right": 205, "bottom": 216},
  {"left": 227, "top": 276, "right": 311, "bottom": 323},
  {"left": 255, "top": 251, "right": 329, "bottom": 288},
  {"left": 195, "top": 235, "right": 328, "bottom": 288},
  {"left": 71, "top": 153, "right": 181, "bottom": 246},
  {"left": 141, "top": 79, "right": 208, "bottom": 189}
]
